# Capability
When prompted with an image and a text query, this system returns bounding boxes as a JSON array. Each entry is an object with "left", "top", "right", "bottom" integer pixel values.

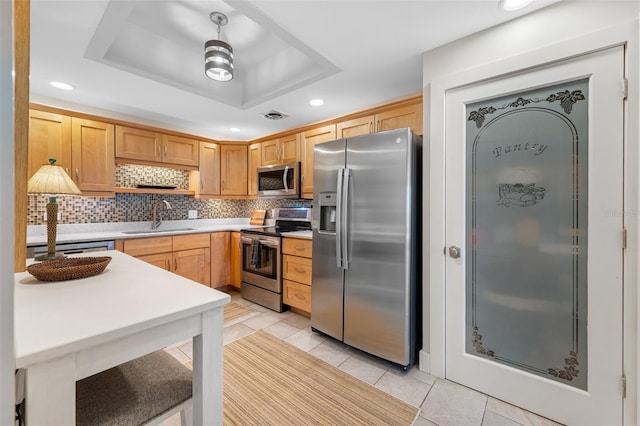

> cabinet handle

[
  {"left": 295, "top": 294, "right": 305, "bottom": 300},
  {"left": 65, "top": 167, "right": 70, "bottom": 175},
  {"left": 157, "top": 145, "right": 161, "bottom": 157},
  {"left": 174, "top": 258, "right": 178, "bottom": 270},
  {"left": 369, "top": 122, "right": 373, "bottom": 133},
  {"left": 294, "top": 246, "right": 305, "bottom": 251},
  {"left": 166, "top": 259, "right": 170, "bottom": 270},
  {"left": 164, "top": 145, "right": 168, "bottom": 156},
  {"left": 75, "top": 168, "right": 79, "bottom": 180},
  {"left": 295, "top": 267, "right": 306, "bottom": 273},
  {"left": 376, "top": 120, "right": 380, "bottom": 132}
]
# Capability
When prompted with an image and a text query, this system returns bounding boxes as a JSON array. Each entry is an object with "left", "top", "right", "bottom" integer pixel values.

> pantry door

[{"left": 445, "top": 46, "right": 624, "bottom": 425}]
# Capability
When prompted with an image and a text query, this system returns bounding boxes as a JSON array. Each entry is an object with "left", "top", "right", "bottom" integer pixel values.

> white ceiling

[{"left": 30, "top": 0, "right": 559, "bottom": 141}]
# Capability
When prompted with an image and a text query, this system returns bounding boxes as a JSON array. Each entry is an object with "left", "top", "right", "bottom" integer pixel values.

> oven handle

[{"left": 241, "top": 236, "right": 280, "bottom": 248}]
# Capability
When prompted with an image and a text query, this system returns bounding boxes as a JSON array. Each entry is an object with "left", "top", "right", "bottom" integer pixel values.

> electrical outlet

[
  {"left": 188, "top": 210, "right": 198, "bottom": 219},
  {"left": 43, "top": 212, "right": 61, "bottom": 221}
]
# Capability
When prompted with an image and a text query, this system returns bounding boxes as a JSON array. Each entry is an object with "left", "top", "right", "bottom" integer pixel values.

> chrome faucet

[{"left": 151, "top": 200, "right": 172, "bottom": 229}]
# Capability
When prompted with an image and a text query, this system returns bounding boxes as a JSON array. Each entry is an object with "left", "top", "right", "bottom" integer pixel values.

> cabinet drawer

[
  {"left": 123, "top": 236, "right": 172, "bottom": 257},
  {"left": 283, "top": 279, "right": 311, "bottom": 312},
  {"left": 172, "top": 233, "right": 210, "bottom": 251},
  {"left": 282, "top": 254, "right": 312, "bottom": 285},
  {"left": 282, "top": 238, "right": 312, "bottom": 258}
]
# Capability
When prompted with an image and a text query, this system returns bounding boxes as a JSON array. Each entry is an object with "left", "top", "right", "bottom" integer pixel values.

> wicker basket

[{"left": 27, "top": 257, "right": 112, "bottom": 282}]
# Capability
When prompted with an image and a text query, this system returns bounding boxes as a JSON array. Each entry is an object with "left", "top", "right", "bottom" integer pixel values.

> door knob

[{"left": 448, "top": 246, "right": 461, "bottom": 259}]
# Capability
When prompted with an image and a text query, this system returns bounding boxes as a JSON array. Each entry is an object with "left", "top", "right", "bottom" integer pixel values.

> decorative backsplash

[{"left": 27, "top": 164, "right": 311, "bottom": 225}]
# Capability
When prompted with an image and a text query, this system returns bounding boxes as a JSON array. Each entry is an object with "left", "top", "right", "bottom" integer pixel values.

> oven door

[{"left": 240, "top": 234, "right": 281, "bottom": 292}]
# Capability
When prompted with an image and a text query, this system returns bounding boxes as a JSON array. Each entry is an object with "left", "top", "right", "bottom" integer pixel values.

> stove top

[
  {"left": 242, "top": 207, "right": 311, "bottom": 237},
  {"left": 242, "top": 225, "right": 310, "bottom": 237}
]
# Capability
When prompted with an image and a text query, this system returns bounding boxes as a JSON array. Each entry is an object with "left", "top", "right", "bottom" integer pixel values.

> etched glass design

[{"left": 465, "top": 80, "right": 588, "bottom": 389}]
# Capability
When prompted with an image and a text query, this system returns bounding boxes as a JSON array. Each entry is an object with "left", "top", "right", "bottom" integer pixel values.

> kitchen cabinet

[
  {"left": 247, "top": 143, "right": 262, "bottom": 196},
  {"left": 336, "top": 101, "right": 423, "bottom": 138},
  {"left": 28, "top": 110, "right": 72, "bottom": 180},
  {"left": 261, "top": 134, "right": 299, "bottom": 166},
  {"left": 210, "top": 232, "right": 230, "bottom": 288},
  {"left": 115, "top": 125, "right": 199, "bottom": 168},
  {"left": 282, "top": 237, "right": 312, "bottom": 315},
  {"left": 70, "top": 118, "right": 115, "bottom": 194},
  {"left": 300, "top": 124, "right": 336, "bottom": 199},
  {"left": 194, "top": 141, "right": 221, "bottom": 197},
  {"left": 230, "top": 231, "right": 242, "bottom": 288},
  {"left": 121, "top": 233, "right": 211, "bottom": 286},
  {"left": 220, "top": 145, "right": 247, "bottom": 196}
]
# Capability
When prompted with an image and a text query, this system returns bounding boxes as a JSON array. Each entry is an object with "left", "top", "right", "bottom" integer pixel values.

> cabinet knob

[{"left": 448, "top": 246, "right": 462, "bottom": 259}]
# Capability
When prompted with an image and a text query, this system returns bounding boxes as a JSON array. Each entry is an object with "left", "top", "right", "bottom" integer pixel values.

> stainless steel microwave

[{"left": 257, "top": 161, "right": 300, "bottom": 198}]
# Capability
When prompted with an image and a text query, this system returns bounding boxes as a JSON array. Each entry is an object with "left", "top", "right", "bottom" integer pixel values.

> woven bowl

[{"left": 27, "top": 257, "right": 112, "bottom": 282}]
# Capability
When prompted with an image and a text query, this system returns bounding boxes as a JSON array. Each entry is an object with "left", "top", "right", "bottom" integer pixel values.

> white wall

[
  {"left": 0, "top": 1, "right": 15, "bottom": 424},
  {"left": 421, "top": 0, "right": 639, "bottom": 423}
]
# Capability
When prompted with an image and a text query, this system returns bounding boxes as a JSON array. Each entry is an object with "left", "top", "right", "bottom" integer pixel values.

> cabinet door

[
  {"left": 261, "top": 139, "right": 280, "bottom": 166},
  {"left": 162, "top": 134, "right": 199, "bottom": 167},
  {"left": 198, "top": 141, "right": 220, "bottom": 196},
  {"left": 28, "top": 110, "right": 72, "bottom": 179},
  {"left": 210, "top": 232, "right": 230, "bottom": 288},
  {"left": 172, "top": 233, "right": 210, "bottom": 251},
  {"left": 375, "top": 103, "right": 423, "bottom": 135},
  {"left": 71, "top": 118, "right": 115, "bottom": 193},
  {"left": 230, "top": 232, "right": 242, "bottom": 288},
  {"left": 279, "top": 133, "right": 300, "bottom": 164},
  {"left": 283, "top": 280, "right": 311, "bottom": 313},
  {"left": 283, "top": 254, "right": 312, "bottom": 285},
  {"left": 137, "top": 252, "right": 172, "bottom": 271},
  {"left": 173, "top": 247, "right": 211, "bottom": 286},
  {"left": 282, "top": 238, "right": 312, "bottom": 258},
  {"left": 115, "top": 125, "right": 161, "bottom": 162},
  {"left": 301, "top": 124, "right": 336, "bottom": 198},
  {"left": 247, "top": 143, "right": 262, "bottom": 196},
  {"left": 337, "top": 115, "right": 374, "bottom": 139},
  {"left": 122, "top": 236, "right": 173, "bottom": 257},
  {"left": 220, "top": 145, "right": 247, "bottom": 196}
]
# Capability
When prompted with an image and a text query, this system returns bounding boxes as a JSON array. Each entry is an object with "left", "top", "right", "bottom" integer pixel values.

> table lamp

[{"left": 27, "top": 158, "right": 82, "bottom": 261}]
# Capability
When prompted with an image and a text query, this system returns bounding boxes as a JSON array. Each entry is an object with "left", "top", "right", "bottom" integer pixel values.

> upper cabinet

[
  {"left": 28, "top": 109, "right": 114, "bottom": 195},
  {"left": 220, "top": 144, "right": 248, "bottom": 196},
  {"left": 247, "top": 142, "right": 262, "bottom": 196},
  {"left": 115, "top": 125, "right": 198, "bottom": 168},
  {"left": 336, "top": 100, "right": 423, "bottom": 139},
  {"left": 261, "top": 134, "right": 300, "bottom": 166},
  {"left": 195, "top": 141, "right": 221, "bottom": 196},
  {"left": 300, "top": 124, "right": 336, "bottom": 199}
]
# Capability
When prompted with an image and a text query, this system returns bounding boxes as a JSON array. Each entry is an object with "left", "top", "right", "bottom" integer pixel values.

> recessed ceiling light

[
  {"left": 309, "top": 99, "right": 324, "bottom": 107},
  {"left": 499, "top": 0, "right": 533, "bottom": 11},
  {"left": 50, "top": 81, "right": 74, "bottom": 91},
  {"left": 229, "top": 127, "right": 240, "bottom": 132}
]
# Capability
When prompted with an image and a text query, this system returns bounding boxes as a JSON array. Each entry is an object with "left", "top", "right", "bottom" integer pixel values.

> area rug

[
  {"left": 223, "top": 302, "right": 254, "bottom": 323},
  {"left": 223, "top": 330, "right": 419, "bottom": 425}
]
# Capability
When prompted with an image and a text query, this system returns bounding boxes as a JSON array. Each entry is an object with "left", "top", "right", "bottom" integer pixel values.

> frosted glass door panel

[{"left": 465, "top": 80, "right": 588, "bottom": 390}]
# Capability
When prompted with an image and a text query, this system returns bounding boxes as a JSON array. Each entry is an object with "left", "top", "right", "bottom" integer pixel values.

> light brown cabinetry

[
  {"left": 230, "top": 231, "right": 242, "bottom": 288},
  {"left": 28, "top": 110, "right": 115, "bottom": 194},
  {"left": 121, "top": 233, "right": 211, "bottom": 286},
  {"left": 300, "top": 124, "right": 336, "bottom": 199},
  {"left": 210, "top": 232, "right": 230, "bottom": 288},
  {"left": 261, "top": 134, "right": 300, "bottom": 166},
  {"left": 336, "top": 101, "right": 423, "bottom": 138},
  {"left": 194, "top": 141, "right": 221, "bottom": 197},
  {"left": 71, "top": 118, "right": 115, "bottom": 193},
  {"left": 28, "top": 110, "right": 72, "bottom": 179},
  {"left": 221, "top": 145, "right": 248, "bottom": 196},
  {"left": 247, "top": 143, "right": 262, "bottom": 196},
  {"left": 115, "top": 125, "right": 199, "bottom": 168},
  {"left": 282, "top": 237, "right": 312, "bottom": 315}
]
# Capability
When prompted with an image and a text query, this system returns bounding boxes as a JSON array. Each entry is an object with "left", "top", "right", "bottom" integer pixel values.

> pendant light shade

[{"left": 205, "top": 12, "right": 234, "bottom": 82}]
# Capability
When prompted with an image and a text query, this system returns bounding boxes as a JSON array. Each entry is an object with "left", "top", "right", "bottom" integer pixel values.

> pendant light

[{"left": 205, "top": 12, "right": 234, "bottom": 82}]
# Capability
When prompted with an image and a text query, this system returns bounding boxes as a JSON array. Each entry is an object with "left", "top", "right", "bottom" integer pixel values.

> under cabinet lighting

[
  {"left": 50, "top": 81, "right": 74, "bottom": 91},
  {"left": 499, "top": 0, "right": 533, "bottom": 10}
]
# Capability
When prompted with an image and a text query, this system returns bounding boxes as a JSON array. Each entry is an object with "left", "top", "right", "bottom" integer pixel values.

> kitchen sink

[{"left": 122, "top": 228, "right": 196, "bottom": 235}]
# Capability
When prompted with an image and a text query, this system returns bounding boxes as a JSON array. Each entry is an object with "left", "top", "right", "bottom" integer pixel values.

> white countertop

[
  {"left": 282, "top": 230, "right": 312, "bottom": 239},
  {"left": 27, "top": 218, "right": 263, "bottom": 246}
]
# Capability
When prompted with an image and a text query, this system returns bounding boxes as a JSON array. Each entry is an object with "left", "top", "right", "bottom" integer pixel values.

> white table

[{"left": 15, "top": 250, "right": 230, "bottom": 425}]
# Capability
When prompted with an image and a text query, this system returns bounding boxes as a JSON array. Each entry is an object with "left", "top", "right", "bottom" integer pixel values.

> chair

[{"left": 75, "top": 350, "right": 193, "bottom": 426}]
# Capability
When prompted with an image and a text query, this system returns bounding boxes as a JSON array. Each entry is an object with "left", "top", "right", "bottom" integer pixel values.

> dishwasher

[{"left": 26, "top": 240, "right": 115, "bottom": 258}]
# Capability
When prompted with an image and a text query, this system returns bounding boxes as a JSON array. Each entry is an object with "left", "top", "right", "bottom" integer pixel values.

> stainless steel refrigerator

[{"left": 311, "top": 127, "right": 421, "bottom": 369}]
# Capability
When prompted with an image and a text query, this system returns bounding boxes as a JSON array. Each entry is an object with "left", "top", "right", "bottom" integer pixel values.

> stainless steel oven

[
  {"left": 240, "top": 233, "right": 282, "bottom": 311},
  {"left": 240, "top": 207, "right": 311, "bottom": 312}
]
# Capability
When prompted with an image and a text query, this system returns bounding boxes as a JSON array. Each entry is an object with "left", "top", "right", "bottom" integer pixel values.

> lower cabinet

[
  {"left": 121, "top": 234, "right": 211, "bottom": 286},
  {"left": 230, "top": 232, "right": 242, "bottom": 288},
  {"left": 282, "top": 237, "right": 312, "bottom": 315},
  {"left": 210, "top": 232, "right": 230, "bottom": 288}
]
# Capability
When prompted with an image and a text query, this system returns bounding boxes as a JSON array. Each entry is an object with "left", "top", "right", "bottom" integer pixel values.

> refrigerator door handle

[
  {"left": 342, "top": 168, "right": 351, "bottom": 269},
  {"left": 336, "top": 168, "right": 344, "bottom": 268}
]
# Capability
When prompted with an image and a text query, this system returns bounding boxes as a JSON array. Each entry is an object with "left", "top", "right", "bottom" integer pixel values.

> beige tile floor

[{"left": 164, "top": 288, "right": 562, "bottom": 426}]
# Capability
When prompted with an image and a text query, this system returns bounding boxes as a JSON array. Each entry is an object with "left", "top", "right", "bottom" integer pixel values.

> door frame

[{"left": 425, "top": 22, "right": 639, "bottom": 424}]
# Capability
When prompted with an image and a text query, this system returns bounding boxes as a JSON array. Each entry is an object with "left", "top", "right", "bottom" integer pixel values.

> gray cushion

[{"left": 76, "top": 350, "right": 192, "bottom": 426}]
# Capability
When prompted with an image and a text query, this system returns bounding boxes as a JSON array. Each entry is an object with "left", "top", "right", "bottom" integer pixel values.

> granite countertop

[{"left": 27, "top": 218, "right": 264, "bottom": 246}]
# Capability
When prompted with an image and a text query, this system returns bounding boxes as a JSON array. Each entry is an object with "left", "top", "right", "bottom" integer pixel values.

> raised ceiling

[{"left": 29, "top": 0, "right": 560, "bottom": 141}]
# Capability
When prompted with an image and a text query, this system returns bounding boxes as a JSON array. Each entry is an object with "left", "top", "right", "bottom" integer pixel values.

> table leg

[
  {"left": 25, "top": 353, "right": 75, "bottom": 425},
  {"left": 192, "top": 308, "right": 224, "bottom": 425}
]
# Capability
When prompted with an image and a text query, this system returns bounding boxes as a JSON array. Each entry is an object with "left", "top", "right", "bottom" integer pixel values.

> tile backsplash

[{"left": 27, "top": 164, "right": 311, "bottom": 225}]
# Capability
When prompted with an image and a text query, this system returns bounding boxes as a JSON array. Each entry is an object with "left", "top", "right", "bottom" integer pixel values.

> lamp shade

[{"left": 28, "top": 158, "right": 81, "bottom": 195}]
